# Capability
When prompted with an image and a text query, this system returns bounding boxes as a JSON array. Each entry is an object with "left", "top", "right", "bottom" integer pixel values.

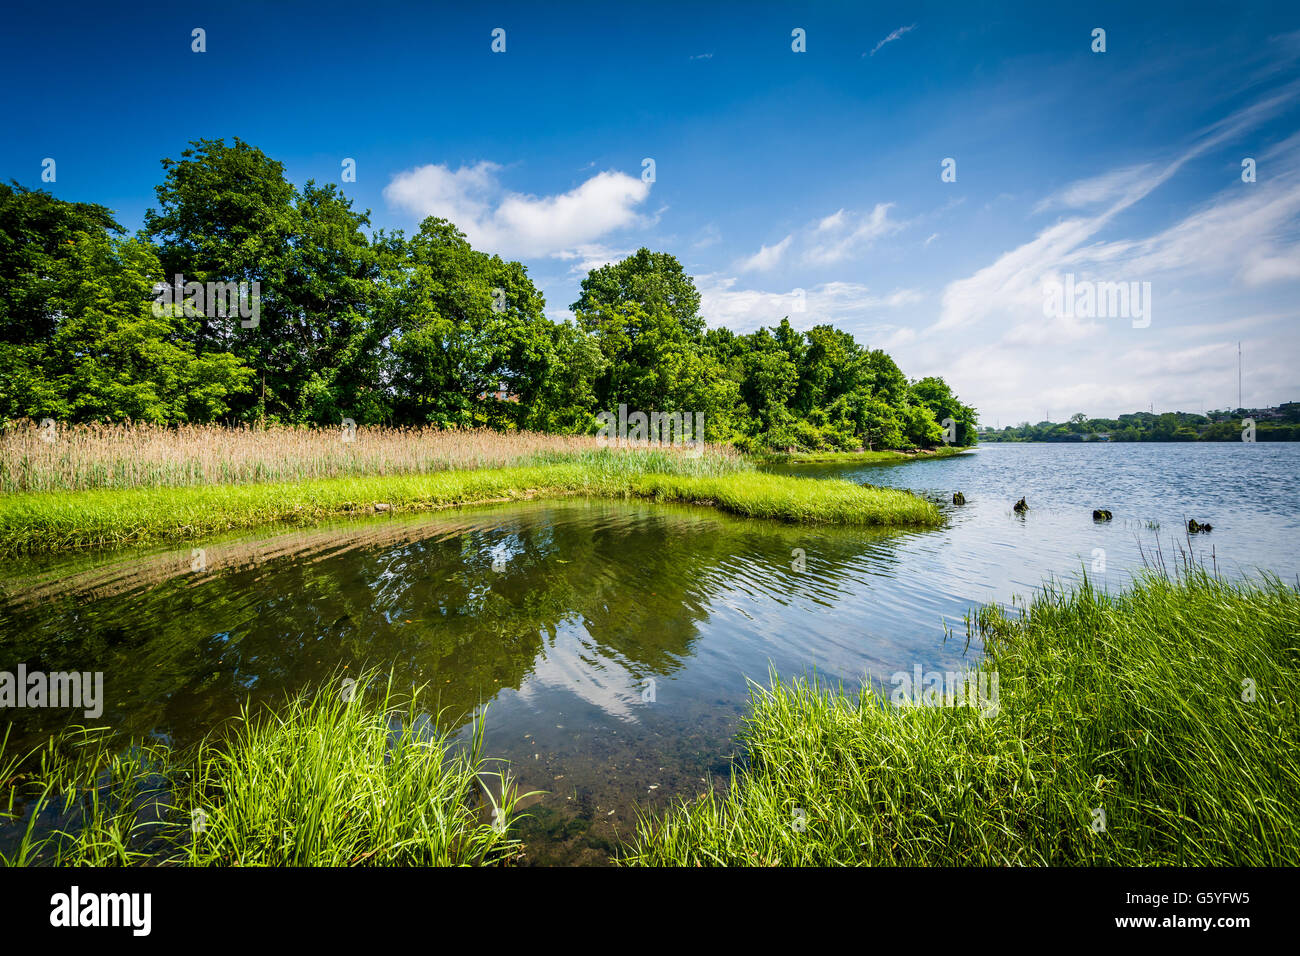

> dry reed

[{"left": 0, "top": 422, "right": 730, "bottom": 492}]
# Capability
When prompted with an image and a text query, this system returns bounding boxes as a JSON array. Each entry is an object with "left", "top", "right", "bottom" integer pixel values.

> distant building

[{"left": 476, "top": 382, "right": 520, "bottom": 403}]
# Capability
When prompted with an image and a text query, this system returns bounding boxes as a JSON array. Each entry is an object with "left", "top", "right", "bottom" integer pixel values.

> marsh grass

[
  {"left": 624, "top": 566, "right": 1300, "bottom": 866},
  {"left": 0, "top": 675, "right": 532, "bottom": 866},
  {"left": 0, "top": 452, "right": 941, "bottom": 555},
  {"left": 1, "top": 421, "right": 747, "bottom": 493}
]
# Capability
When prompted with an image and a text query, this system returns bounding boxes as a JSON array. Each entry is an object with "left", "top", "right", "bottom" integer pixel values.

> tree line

[
  {"left": 0, "top": 138, "right": 978, "bottom": 451},
  {"left": 981, "top": 407, "right": 1300, "bottom": 442}
]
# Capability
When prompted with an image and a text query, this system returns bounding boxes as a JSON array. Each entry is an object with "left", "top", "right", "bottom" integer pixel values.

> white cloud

[
  {"left": 867, "top": 24, "right": 916, "bottom": 57},
  {"left": 888, "top": 86, "right": 1300, "bottom": 425},
  {"left": 384, "top": 162, "right": 652, "bottom": 258},
  {"left": 803, "top": 203, "right": 903, "bottom": 265},
  {"left": 1032, "top": 164, "right": 1156, "bottom": 214},
  {"left": 554, "top": 243, "right": 634, "bottom": 277},
  {"left": 692, "top": 223, "right": 722, "bottom": 249},
  {"left": 933, "top": 86, "right": 1300, "bottom": 335},
  {"left": 696, "top": 274, "right": 921, "bottom": 333},
  {"left": 737, "top": 234, "right": 793, "bottom": 272},
  {"left": 1240, "top": 254, "right": 1300, "bottom": 285},
  {"left": 817, "top": 209, "right": 846, "bottom": 231}
]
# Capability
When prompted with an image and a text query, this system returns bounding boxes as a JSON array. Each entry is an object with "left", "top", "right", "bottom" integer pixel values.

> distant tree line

[
  {"left": 982, "top": 407, "right": 1300, "bottom": 442},
  {"left": 0, "top": 138, "right": 977, "bottom": 451}
]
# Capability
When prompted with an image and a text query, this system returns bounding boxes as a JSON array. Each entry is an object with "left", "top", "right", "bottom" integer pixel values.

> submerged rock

[
  {"left": 1093, "top": 509, "right": 1113, "bottom": 521},
  {"left": 953, "top": 491, "right": 966, "bottom": 505},
  {"left": 1013, "top": 497, "right": 1028, "bottom": 514}
]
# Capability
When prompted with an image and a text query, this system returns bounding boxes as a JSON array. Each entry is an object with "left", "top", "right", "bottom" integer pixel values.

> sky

[{"left": 3, "top": 1, "right": 1298, "bottom": 425}]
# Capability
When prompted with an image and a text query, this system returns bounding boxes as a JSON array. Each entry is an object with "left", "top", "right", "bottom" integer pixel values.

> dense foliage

[{"left": 0, "top": 139, "right": 976, "bottom": 451}]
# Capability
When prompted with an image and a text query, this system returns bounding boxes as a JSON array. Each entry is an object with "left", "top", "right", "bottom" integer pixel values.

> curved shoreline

[
  {"left": 760, "top": 446, "right": 973, "bottom": 465},
  {"left": 0, "top": 462, "right": 943, "bottom": 556}
]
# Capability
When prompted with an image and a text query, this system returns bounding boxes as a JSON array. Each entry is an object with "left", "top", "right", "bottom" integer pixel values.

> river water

[{"left": 1, "top": 442, "right": 1296, "bottom": 863}]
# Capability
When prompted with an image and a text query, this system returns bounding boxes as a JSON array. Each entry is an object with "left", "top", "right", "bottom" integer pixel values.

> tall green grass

[
  {"left": 624, "top": 567, "right": 1300, "bottom": 865},
  {"left": 0, "top": 450, "right": 942, "bottom": 555},
  {"left": 0, "top": 676, "right": 530, "bottom": 866}
]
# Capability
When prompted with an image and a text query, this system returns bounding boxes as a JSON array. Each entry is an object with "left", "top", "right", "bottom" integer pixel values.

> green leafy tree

[
  {"left": 2, "top": 227, "right": 251, "bottom": 422},
  {"left": 909, "top": 375, "right": 979, "bottom": 446},
  {"left": 144, "top": 138, "right": 298, "bottom": 421},
  {"left": 572, "top": 248, "right": 705, "bottom": 340},
  {"left": 0, "top": 181, "right": 120, "bottom": 347},
  {"left": 383, "top": 218, "right": 553, "bottom": 427},
  {"left": 578, "top": 300, "right": 736, "bottom": 437}
]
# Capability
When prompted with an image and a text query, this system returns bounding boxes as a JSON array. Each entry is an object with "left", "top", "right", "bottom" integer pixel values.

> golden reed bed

[{"left": 0, "top": 423, "right": 613, "bottom": 493}]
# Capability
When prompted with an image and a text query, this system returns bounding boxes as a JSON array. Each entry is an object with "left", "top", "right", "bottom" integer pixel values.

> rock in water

[
  {"left": 1093, "top": 509, "right": 1112, "bottom": 521},
  {"left": 1013, "top": 497, "right": 1028, "bottom": 514},
  {"left": 953, "top": 491, "right": 966, "bottom": 505}
]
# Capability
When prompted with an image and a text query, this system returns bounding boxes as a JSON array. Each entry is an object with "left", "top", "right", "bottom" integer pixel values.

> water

[{"left": 2, "top": 443, "right": 1296, "bottom": 864}]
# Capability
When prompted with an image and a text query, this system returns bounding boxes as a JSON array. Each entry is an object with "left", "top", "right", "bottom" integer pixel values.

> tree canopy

[{"left": 0, "top": 141, "right": 978, "bottom": 450}]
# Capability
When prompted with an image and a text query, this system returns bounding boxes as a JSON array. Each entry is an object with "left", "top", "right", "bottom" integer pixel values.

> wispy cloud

[
  {"left": 1031, "top": 164, "right": 1156, "bottom": 214},
  {"left": 727, "top": 204, "right": 906, "bottom": 273},
  {"left": 692, "top": 223, "right": 722, "bottom": 249},
  {"left": 737, "top": 234, "right": 792, "bottom": 272},
  {"left": 933, "top": 83, "right": 1300, "bottom": 335},
  {"left": 867, "top": 24, "right": 916, "bottom": 57},
  {"left": 803, "top": 204, "right": 903, "bottom": 265}
]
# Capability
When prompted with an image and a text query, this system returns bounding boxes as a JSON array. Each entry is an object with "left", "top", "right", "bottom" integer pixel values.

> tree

[
  {"left": 578, "top": 300, "right": 735, "bottom": 437},
  {"left": 279, "top": 182, "right": 386, "bottom": 423},
  {"left": 0, "top": 181, "right": 120, "bottom": 346},
  {"left": 738, "top": 327, "right": 799, "bottom": 432},
  {"left": 572, "top": 248, "right": 705, "bottom": 340},
  {"left": 5, "top": 146, "right": 985, "bottom": 450},
  {"left": 144, "top": 138, "right": 299, "bottom": 421},
  {"left": 909, "top": 376, "right": 979, "bottom": 446},
  {"left": 383, "top": 217, "right": 554, "bottom": 427},
  {"left": 1, "top": 224, "right": 252, "bottom": 423}
]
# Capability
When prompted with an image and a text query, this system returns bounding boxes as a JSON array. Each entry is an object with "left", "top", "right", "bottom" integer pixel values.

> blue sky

[{"left": 3, "top": 1, "right": 1299, "bottom": 424}]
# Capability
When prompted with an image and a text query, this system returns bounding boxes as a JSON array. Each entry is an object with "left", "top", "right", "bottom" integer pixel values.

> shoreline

[
  {"left": 759, "top": 446, "right": 973, "bottom": 465},
  {"left": 0, "top": 460, "right": 944, "bottom": 556}
]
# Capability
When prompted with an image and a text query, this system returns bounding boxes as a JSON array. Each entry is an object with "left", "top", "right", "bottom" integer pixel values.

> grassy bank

[
  {"left": 0, "top": 449, "right": 942, "bottom": 555},
  {"left": 624, "top": 568, "right": 1300, "bottom": 865},
  {"left": 0, "top": 677, "right": 528, "bottom": 866},
  {"left": 1, "top": 421, "right": 967, "bottom": 493},
  {"left": 761, "top": 446, "right": 971, "bottom": 465}
]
